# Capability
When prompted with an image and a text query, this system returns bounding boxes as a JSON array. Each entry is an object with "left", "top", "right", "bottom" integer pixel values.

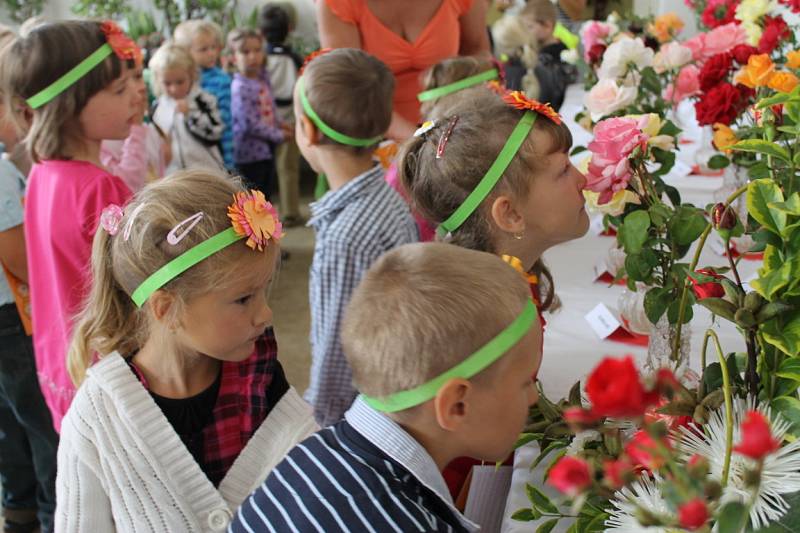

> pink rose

[
  {"left": 682, "top": 34, "right": 707, "bottom": 61},
  {"left": 704, "top": 23, "right": 747, "bottom": 58},
  {"left": 664, "top": 64, "right": 701, "bottom": 103},
  {"left": 581, "top": 21, "right": 613, "bottom": 62},
  {"left": 585, "top": 117, "right": 649, "bottom": 203},
  {"left": 584, "top": 78, "right": 637, "bottom": 120}
]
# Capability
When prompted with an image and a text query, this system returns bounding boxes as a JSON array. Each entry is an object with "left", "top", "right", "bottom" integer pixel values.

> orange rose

[
  {"left": 787, "top": 50, "right": 800, "bottom": 70},
  {"left": 767, "top": 71, "right": 800, "bottom": 93},
  {"left": 648, "top": 13, "right": 685, "bottom": 43},
  {"left": 735, "top": 54, "right": 775, "bottom": 88},
  {"left": 712, "top": 123, "right": 737, "bottom": 152}
]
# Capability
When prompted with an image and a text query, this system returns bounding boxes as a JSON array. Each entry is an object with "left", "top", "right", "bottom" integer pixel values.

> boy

[
  {"left": 293, "top": 48, "right": 418, "bottom": 426},
  {"left": 174, "top": 20, "right": 235, "bottom": 169},
  {"left": 232, "top": 243, "right": 543, "bottom": 532},
  {"left": 259, "top": 4, "right": 304, "bottom": 226},
  {"left": 520, "top": 0, "right": 577, "bottom": 110}
]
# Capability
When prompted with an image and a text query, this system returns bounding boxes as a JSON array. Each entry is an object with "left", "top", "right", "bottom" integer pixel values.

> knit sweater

[{"left": 55, "top": 353, "right": 317, "bottom": 532}]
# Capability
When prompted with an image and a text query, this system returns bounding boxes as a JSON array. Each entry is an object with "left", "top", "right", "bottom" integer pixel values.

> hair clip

[
  {"left": 502, "top": 91, "right": 562, "bottom": 125},
  {"left": 122, "top": 202, "right": 147, "bottom": 242},
  {"left": 100, "top": 204, "right": 124, "bottom": 236},
  {"left": 436, "top": 116, "right": 460, "bottom": 159},
  {"left": 167, "top": 212, "right": 205, "bottom": 245},
  {"left": 228, "top": 190, "right": 283, "bottom": 251},
  {"left": 414, "top": 120, "right": 436, "bottom": 137},
  {"left": 486, "top": 80, "right": 506, "bottom": 96},
  {"left": 299, "top": 48, "right": 332, "bottom": 75},
  {"left": 100, "top": 21, "right": 143, "bottom": 67}
]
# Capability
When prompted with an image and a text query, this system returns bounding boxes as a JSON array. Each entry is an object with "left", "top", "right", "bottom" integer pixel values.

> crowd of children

[{"left": 0, "top": 1, "right": 585, "bottom": 531}]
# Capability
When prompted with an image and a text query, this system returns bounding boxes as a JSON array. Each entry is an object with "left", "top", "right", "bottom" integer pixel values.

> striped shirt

[
  {"left": 230, "top": 396, "right": 479, "bottom": 532},
  {"left": 305, "top": 165, "right": 418, "bottom": 426},
  {"left": 201, "top": 66, "right": 235, "bottom": 169}
]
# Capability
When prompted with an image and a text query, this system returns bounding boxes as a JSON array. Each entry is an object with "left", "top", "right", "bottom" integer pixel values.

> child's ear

[
  {"left": 300, "top": 114, "right": 322, "bottom": 147},
  {"left": 433, "top": 378, "right": 472, "bottom": 431},
  {"left": 147, "top": 290, "right": 177, "bottom": 327},
  {"left": 490, "top": 194, "right": 526, "bottom": 234}
]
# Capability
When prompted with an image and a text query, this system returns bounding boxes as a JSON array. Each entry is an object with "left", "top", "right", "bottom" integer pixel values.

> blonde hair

[
  {"left": 419, "top": 56, "right": 497, "bottom": 117},
  {"left": 521, "top": 0, "right": 558, "bottom": 24},
  {"left": 174, "top": 19, "right": 224, "bottom": 49},
  {"left": 491, "top": 14, "right": 540, "bottom": 98},
  {"left": 0, "top": 20, "right": 132, "bottom": 162},
  {"left": 342, "top": 242, "right": 530, "bottom": 399},
  {"left": 227, "top": 27, "right": 264, "bottom": 53},
  {"left": 148, "top": 42, "right": 197, "bottom": 96},
  {"left": 67, "top": 169, "right": 277, "bottom": 386}
]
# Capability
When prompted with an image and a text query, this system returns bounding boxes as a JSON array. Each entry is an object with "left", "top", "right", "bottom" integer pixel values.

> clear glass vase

[
  {"left": 694, "top": 125, "right": 717, "bottom": 174},
  {"left": 646, "top": 314, "right": 691, "bottom": 373}
]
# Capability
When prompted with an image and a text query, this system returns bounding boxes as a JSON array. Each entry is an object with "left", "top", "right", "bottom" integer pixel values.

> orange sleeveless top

[{"left": 324, "top": 0, "right": 473, "bottom": 124}]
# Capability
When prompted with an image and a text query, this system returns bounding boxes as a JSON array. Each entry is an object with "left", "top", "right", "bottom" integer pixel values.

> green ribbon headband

[
  {"left": 131, "top": 227, "right": 243, "bottom": 307},
  {"left": 26, "top": 43, "right": 114, "bottom": 109},
  {"left": 437, "top": 111, "right": 537, "bottom": 237},
  {"left": 297, "top": 76, "right": 383, "bottom": 147},
  {"left": 362, "top": 299, "right": 538, "bottom": 413},
  {"left": 417, "top": 68, "right": 499, "bottom": 102}
]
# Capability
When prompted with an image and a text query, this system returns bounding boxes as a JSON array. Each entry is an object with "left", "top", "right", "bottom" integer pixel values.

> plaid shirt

[
  {"left": 200, "top": 67, "right": 235, "bottom": 169},
  {"left": 306, "top": 165, "right": 418, "bottom": 426},
  {"left": 130, "top": 327, "right": 288, "bottom": 486}
]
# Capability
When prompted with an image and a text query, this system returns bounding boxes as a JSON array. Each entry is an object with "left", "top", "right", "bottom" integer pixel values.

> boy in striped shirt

[{"left": 232, "top": 243, "right": 543, "bottom": 532}]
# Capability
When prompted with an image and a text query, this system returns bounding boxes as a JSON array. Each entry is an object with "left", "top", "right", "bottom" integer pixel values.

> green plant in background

[{"left": 1, "top": 0, "right": 45, "bottom": 23}]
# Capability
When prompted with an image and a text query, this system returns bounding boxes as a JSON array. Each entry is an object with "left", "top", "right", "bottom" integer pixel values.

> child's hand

[
  {"left": 280, "top": 122, "right": 294, "bottom": 140},
  {"left": 176, "top": 99, "right": 189, "bottom": 115}
]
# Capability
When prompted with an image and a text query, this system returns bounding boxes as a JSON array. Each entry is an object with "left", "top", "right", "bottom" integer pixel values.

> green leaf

[
  {"left": 748, "top": 161, "right": 771, "bottom": 180},
  {"left": 526, "top": 483, "right": 559, "bottom": 514},
  {"left": 761, "top": 311, "right": 800, "bottom": 357},
  {"left": 769, "top": 193, "right": 800, "bottom": 216},
  {"left": 659, "top": 119, "right": 681, "bottom": 137},
  {"left": 585, "top": 512, "right": 610, "bottom": 532},
  {"left": 751, "top": 261, "right": 794, "bottom": 300},
  {"left": 668, "top": 205, "right": 707, "bottom": 245},
  {"left": 648, "top": 203, "right": 672, "bottom": 227},
  {"left": 708, "top": 154, "right": 731, "bottom": 169},
  {"left": 757, "top": 91, "right": 796, "bottom": 108},
  {"left": 532, "top": 441, "right": 568, "bottom": 469},
  {"left": 776, "top": 358, "right": 800, "bottom": 383},
  {"left": 641, "top": 66, "right": 661, "bottom": 94},
  {"left": 764, "top": 245, "right": 783, "bottom": 271},
  {"left": 717, "top": 502, "right": 749, "bottom": 533},
  {"left": 568, "top": 380, "right": 582, "bottom": 406},
  {"left": 620, "top": 211, "right": 651, "bottom": 254},
  {"left": 733, "top": 139, "right": 792, "bottom": 163},
  {"left": 570, "top": 145, "right": 587, "bottom": 156},
  {"left": 513, "top": 433, "right": 539, "bottom": 450},
  {"left": 625, "top": 253, "right": 652, "bottom": 282},
  {"left": 748, "top": 179, "right": 787, "bottom": 236},
  {"left": 772, "top": 396, "right": 800, "bottom": 435},
  {"left": 536, "top": 518, "right": 559, "bottom": 533},
  {"left": 644, "top": 287, "right": 670, "bottom": 324},
  {"left": 511, "top": 508, "right": 539, "bottom": 522},
  {"left": 697, "top": 297, "right": 738, "bottom": 322},
  {"left": 668, "top": 297, "right": 694, "bottom": 324}
]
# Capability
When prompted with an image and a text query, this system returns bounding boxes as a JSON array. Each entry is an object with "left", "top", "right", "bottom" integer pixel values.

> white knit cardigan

[{"left": 55, "top": 353, "right": 318, "bottom": 532}]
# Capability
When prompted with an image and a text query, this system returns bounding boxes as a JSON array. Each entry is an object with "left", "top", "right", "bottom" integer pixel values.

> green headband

[
  {"left": 361, "top": 299, "right": 538, "bottom": 412},
  {"left": 131, "top": 227, "right": 243, "bottom": 307},
  {"left": 417, "top": 68, "right": 499, "bottom": 102},
  {"left": 26, "top": 43, "right": 114, "bottom": 109},
  {"left": 437, "top": 111, "right": 537, "bottom": 237},
  {"left": 297, "top": 76, "right": 383, "bottom": 147}
]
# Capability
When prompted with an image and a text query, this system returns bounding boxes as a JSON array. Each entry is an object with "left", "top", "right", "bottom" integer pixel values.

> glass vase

[{"left": 646, "top": 314, "right": 691, "bottom": 373}]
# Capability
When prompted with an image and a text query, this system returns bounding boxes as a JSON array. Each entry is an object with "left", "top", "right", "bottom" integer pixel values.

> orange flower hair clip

[
  {"left": 100, "top": 21, "right": 143, "bottom": 67},
  {"left": 486, "top": 80, "right": 506, "bottom": 96},
  {"left": 299, "top": 48, "right": 333, "bottom": 75},
  {"left": 228, "top": 190, "right": 283, "bottom": 251},
  {"left": 502, "top": 91, "right": 562, "bottom": 125}
]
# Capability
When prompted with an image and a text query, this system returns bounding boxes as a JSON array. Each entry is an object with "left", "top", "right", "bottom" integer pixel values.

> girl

[
  {"left": 0, "top": 20, "right": 140, "bottom": 430},
  {"left": 58, "top": 169, "right": 316, "bottom": 531},
  {"left": 228, "top": 28, "right": 285, "bottom": 197},
  {"left": 149, "top": 43, "right": 225, "bottom": 174}
]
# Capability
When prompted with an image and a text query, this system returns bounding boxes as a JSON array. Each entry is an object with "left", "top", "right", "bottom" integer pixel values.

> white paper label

[
  {"left": 593, "top": 257, "right": 609, "bottom": 281},
  {"left": 590, "top": 214, "right": 606, "bottom": 236},
  {"left": 585, "top": 303, "right": 621, "bottom": 339}
]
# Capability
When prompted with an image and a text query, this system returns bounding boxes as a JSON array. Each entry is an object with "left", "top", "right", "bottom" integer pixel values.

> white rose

[
  {"left": 741, "top": 20, "right": 763, "bottom": 46},
  {"left": 598, "top": 37, "right": 654, "bottom": 81},
  {"left": 561, "top": 48, "right": 579, "bottom": 65},
  {"left": 653, "top": 42, "right": 693, "bottom": 73},
  {"left": 584, "top": 78, "right": 638, "bottom": 121}
]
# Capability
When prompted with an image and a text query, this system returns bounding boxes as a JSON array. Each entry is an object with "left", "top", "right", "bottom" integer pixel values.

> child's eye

[{"left": 235, "top": 294, "right": 252, "bottom": 305}]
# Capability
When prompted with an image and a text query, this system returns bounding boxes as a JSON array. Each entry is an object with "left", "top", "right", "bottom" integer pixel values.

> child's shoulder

[{"left": 201, "top": 66, "right": 232, "bottom": 85}]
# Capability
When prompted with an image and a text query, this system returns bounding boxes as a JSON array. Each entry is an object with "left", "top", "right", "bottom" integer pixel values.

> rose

[
  {"left": 603, "top": 458, "right": 634, "bottom": 489},
  {"left": 587, "top": 43, "right": 607, "bottom": 65},
  {"left": 597, "top": 37, "right": 654, "bottom": 81},
  {"left": 687, "top": 268, "right": 726, "bottom": 299},
  {"left": 585, "top": 356, "right": 658, "bottom": 417},
  {"left": 583, "top": 189, "right": 641, "bottom": 216},
  {"left": 758, "top": 15, "right": 791, "bottom": 54},
  {"left": 664, "top": 65, "right": 700, "bottom": 103},
  {"left": 584, "top": 118, "right": 648, "bottom": 204},
  {"left": 547, "top": 456, "right": 592, "bottom": 497},
  {"left": 653, "top": 42, "right": 693, "bottom": 73},
  {"left": 712, "top": 202, "right": 738, "bottom": 230},
  {"left": 682, "top": 34, "right": 707, "bottom": 61},
  {"left": 626, "top": 113, "right": 675, "bottom": 150},
  {"left": 584, "top": 78, "right": 637, "bottom": 120},
  {"left": 625, "top": 430, "right": 672, "bottom": 470},
  {"left": 779, "top": 0, "right": 800, "bottom": 11},
  {"left": 734, "top": 410, "right": 780, "bottom": 459},
  {"left": 731, "top": 44, "right": 759, "bottom": 64},
  {"left": 768, "top": 71, "right": 800, "bottom": 93},
  {"left": 712, "top": 122, "right": 738, "bottom": 151},
  {"left": 735, "top": 53, "right": 775, "bottom": 88},
  {"left": 581, "top": 21, "right": 615, "bottom": 62},
  {"left": 742, "top": 21, "right": 763, "bottom": 46},
  {"left": 678, "top": 499, "right": 709, "bottom": 530},
  {"left": 694, "top": 82, "right": 751, "bottom": 125},
  {"left": 699, "top": 52, "right": 733, "bottom": 91},
  {"left": 788, "top": 50, "right": 800, "bottom": 69},
  {"left": 704, "top": 22, "right": 748, "bottom": 58},
  {"left": 647, "top": 12, "right": 685, "bottom": 43},
  {"left": 702, "top": 0, "right": 739, "bottom": 28},
  {"left": 735, "top": 0, "right": 778, "bottom": 24}
]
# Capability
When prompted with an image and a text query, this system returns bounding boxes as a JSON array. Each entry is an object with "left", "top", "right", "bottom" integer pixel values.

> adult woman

[{"left": 318, "top": 0, "right": 491, "bottom": 140}]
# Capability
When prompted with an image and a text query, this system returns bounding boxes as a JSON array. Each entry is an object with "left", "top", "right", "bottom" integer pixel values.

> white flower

[
  {"left": 675, "top": 398, "right": 800, "bottom": 530},
  {"left": 566, "top": 430, "right": 602, "bottom": 455},
  {"left": 742, "top": 20, "right": 763, "bottom": 46},
  {"left": 653, "top": 42, "right": 692, "bottom": 74},
  {"left": 735, "top": 0, "right": 778, "bottom": 24},
  {"left": 561, "top": 48, "right": 579, "bottom": 65},
  {"left": 606, "top": 11, "right": 621, "bottom": 25},
  {"left": 584, "top": 78, "right": 637, "bottom": 121},
  {"left": 598, "top": 37, "right": 654, "bottom": 82},
  {"left": 605, "top": 474, "right": 672, "bottom": 532}
]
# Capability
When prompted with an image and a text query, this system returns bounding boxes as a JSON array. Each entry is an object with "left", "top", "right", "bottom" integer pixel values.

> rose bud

[
  {"left": 547, "top": 456, "right": 592, "bottom": 497},
  {"left": 687, "top": 269, "right": 725, "bottom": 300},
  {"left": 711, "top": 202, "right": 737, "bottom": 230},
  {"left": 733, "top": 411, "right": 780, "bottom": 460},
  {"left": 678, "top": 498, "right": 709, "bottom": 530}
]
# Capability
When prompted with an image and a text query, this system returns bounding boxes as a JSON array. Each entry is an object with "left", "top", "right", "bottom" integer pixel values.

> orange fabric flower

[
  {"left": 486, "top": 80, "right": 506, "bottom": 95},
  {"left": 228, "top": 190, "right": 283, "bottom": 251},
  {"left": 735, "top": 54, "right": 775, "bottom": 88},
  {"left": 501, "top": 255, "right": 539, "bottom": 285},
  {"left": 502, "top": 91, "right": 562, "bottom": 125},
  {"left": 100, "top": 21, "right": 142, "bottom": 67},
  {"left": 373, "top": 141, "right": 398, "bottom": 169},
  {"left": 712, "top": 122, "right": 737, "bottom": 152},
  {"left": 767, "top": 71, "right": 800, "bottom": 93},
  {"left": 788, "top": 50, "right": 800, "bottom": 70},
  {"left": 648, "top": 12, "right": 685, "bottom": 43},
  {"left": 299, "top": 48, "right": 332, "bottom": 75}
]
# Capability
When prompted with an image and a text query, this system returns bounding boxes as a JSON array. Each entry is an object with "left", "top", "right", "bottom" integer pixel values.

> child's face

[
  {"left": 235, "top": 37, "right": 266, "bottom": 78},
  {"left": 78, "top": 64, "right": 143, "bottom": 142},
  {"left": 0, "top": 101, "right": 23, "bottom": 151},
  {"left": 176, "top": 247, "right": 277, "bottom": 362},
  {"left": 523, "top": 16, "right": 554, "bottom": 44},
  {"left": 191, "top": 32, "right": 221, "bottom": 70},
  {"left": 161, "top": 68, "right": 193, "bottom": 100}
]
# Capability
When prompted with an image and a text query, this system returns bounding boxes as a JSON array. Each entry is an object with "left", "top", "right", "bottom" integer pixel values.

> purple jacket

[{"left": 231, "top": 70, "right": 284, "bottom": 164}]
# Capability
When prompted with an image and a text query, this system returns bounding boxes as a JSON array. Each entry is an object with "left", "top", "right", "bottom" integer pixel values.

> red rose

[
  {"left": 625, "top": 430, "right": 671, "bottom": 470},
  {"left": 563, "top": 406, "right": 601, "bottom": 427},
  {"left": 603, "top": 458, "right": 634, "bottom": 489},
  {"left": 758, "top": 16, "right": 791, "bottom": 54},
  {"left": 547, "top": 456, "right": 592, "bottom": 497},
  {"left": 678, "top": 498, "right": 709, "bottom": 530},
  {"left": 701, "top": 0, "right": 738, "bottom": 29},
  {"left": 694, "top": 82, "right": 751, "bottom": 126},
  {"left": 779, "top": 0, "right": 800, "bottom": 12},
  {"left": 733, "top": 410, "right": 780, "bottom": 460},
  {"left": 588, "top": 43, "right": 607, "bottom": 65},
  {"left": 699, "top": 53, "right": 733, "bottom": 92},
  {"left": 688, "top": 269, "right": 725, "bottom": 300},
  {"left": 731, "top": 44, "right": 759, "bottom": 65},
  {"left": 585, "top": 356, "right": 658, "bottom": 418}
]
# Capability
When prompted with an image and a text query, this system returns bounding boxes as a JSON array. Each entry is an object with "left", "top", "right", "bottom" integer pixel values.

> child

[
  {"left": 491, "top": 13, "right": 540, "bottom": 97},
  {"left": 232, "top": 242, "right": 543, "bottom": 532},
  {"left": 1, "top": 20, "right": 139, "bottom": 430},
  {"left": 260, "top": 4, "right": 303, "bottom": 225},
  {"left": 296, "top": 48, "right": 418, "bottom": 426},
  {"left": 228, "top": 28, "right": 285, "bottom": 197},
  {"left": 174, "top": 20, "right": 235, "bottom": 169},
  {"left": 520, "top": 0, "right": 578, "bottom": 111},
  {"left": 0, "top": 35, "right": 59, "bottom": 533},
  {"left": 149, "top": 43, "right": 225, "bottom": 174},
  {"left": 57, "top": 169, "right": 317, "bottom": 531}
]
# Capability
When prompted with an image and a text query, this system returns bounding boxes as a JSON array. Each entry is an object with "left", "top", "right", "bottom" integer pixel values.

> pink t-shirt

[{"left": 24, "top": 160, "right": 132, "bottom": 431}]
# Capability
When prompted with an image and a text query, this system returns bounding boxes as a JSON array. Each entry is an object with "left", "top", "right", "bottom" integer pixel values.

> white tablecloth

[{"left": 500, "top": 85, "right": 758, "bottom": 532}]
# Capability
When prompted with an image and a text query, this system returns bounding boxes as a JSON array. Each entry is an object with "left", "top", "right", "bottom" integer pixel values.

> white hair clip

[
  {"left": 167, "top": 212, "right": 205, "bottom": 245},
  {"left": 414, "top": 120, "right": 436, "bottom": 137},
  {"left": 122, "top": 203, "right": 147, "bottom": 242}
]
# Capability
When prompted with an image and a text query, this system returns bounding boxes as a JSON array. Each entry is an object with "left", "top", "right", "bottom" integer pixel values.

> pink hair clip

[
  {"left": 100, "top": 204, "right": 124, "bottom": 236},
  {"left": 436, "top": 116, "right": 459, "bottom": 159}
]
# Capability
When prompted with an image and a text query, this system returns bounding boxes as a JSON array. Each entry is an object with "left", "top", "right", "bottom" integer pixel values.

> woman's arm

[
  {"left": 459, "top": 0, "right": 492, "bottom": 59},
  {"left": 317, "top": 0, "right": 362, "bottom": 49},
  {"left": 0, "top": 224, "right": 27, "bottom": 284}
]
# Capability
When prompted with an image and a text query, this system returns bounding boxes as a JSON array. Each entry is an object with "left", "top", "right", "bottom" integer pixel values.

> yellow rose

[
  {"left": 735, "top": 0, "right": 777, "bottom": 24},
  {"left": 788, "top": 51, "right": 800, "bottom": 70},
  {"left": 712, "top": 123, "right": 737, "bottom": 152},
  {"left": 624, "top": 114, "right": 675, "bottom": 150},
  {"left": 648, "top": 13, "right": 685, "bottom": 43},
  {"left": 767, "top": 71, "right": 800, "bottom": 93},
  {"left": 735, "top": 54, "right": 775, "bottom": 88},
  {"left": 741, "top": 21, "right": 763, "bottom": 46},
  {"left": 583, "top": 189, "right": 641, "bottom": 216}
]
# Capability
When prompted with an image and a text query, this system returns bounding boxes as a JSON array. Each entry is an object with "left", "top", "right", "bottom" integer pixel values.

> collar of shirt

[
  {"left": 308, "top": 164, "right": 384, "bottom": 226},
  {"left": 234, "top": 70, "right": 269, "bottom": 86},
  {"left": 345, "top": 396, "right": 479, "bottom": 532}
]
